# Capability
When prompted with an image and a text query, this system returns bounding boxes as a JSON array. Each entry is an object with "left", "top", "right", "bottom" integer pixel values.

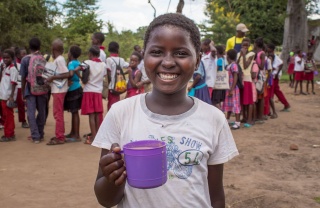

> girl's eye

[
  {"left": 175, "top": 51, "right": 188, "bottom": 57},
  {"left": 150, "top": 50, "right": 162, "bottom": 56}
]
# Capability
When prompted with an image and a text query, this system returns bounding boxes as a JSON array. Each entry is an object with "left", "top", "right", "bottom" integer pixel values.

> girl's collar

[
  {"left": 109, "top": 53, "right": 119, "bottom": 57},
  {"left": 91, "top": 58, "right": 101, "bottom": 62},
  {"left": 99, "top": 46, "right": 106, "bottom": 51}
]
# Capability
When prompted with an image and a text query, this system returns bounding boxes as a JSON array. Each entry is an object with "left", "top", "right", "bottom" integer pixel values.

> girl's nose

[{"left": 161, "top": 54, "right": 175, "bottom": 69}]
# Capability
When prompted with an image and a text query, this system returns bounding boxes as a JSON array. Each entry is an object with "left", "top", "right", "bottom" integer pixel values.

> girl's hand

[
  {"left": 188, "top": 86, "right": 192, "bottom": 91},
  {"left": 9, "top": 96, "right": 14, "bottom": 102},
  {"left": 46, "top": 76, "right": 54, "bottom": 83},
  {"left": 127, "top": 67, "right": 132, "bottom": 74},
  {"left": 136, "top": 82, "right": 143, "bottom": 88},
  {"left": 228, "top": 90, "right": 233, "bottom": 97},
  {"left": 99, "top": 143, "right": 127, "bottom": 186}
]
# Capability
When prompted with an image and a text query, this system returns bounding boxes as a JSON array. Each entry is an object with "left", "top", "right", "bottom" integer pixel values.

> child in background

[
  {"left": 46, "top": 39, "right": 70, "bottom": 145},
  {"left": 254, "top": 37, "right": 266, "bottom": 124},
  {"left": 92, "top": 13, "right": 238, "bottom": 208},
  {"left": 79, "top": 46, "right": 106, "bottom": 145},
  {"left": 201, "top": 42, "right": 217, "bottom": 99},
  {"left": 251, "top": 61, "right": 259, "bottom": 123},
  {"left": 0, "top": 49, "right": 18, "bottom": 142},
  {"left": 237, "top": 38, "right": 255, "bottom": 127},
  {"left": 222, "top": 49, "right": 241, "bottom": 129},
  {"left": 188, "top": 60, "right": 212, "bottom": 104},
  {"left": 106, "top": 41, "right": 129, "bottom": 110},
  {"left": 92, "top": 32, "right": 107, "bottom": 63},
  {"left": 287, "top": 51, "right": 295, "bottom": 88},
  {"left": 64, "top": 45, "right": 83, "bottom": 142},
  {"left": 305, "top": 52, "right": 316, "bottom": 95},
  {"left": 211, "top": 45, "right": 226, "bottom": 109},
  {"left": 294, "top": 49, "right": 306, "bottom": 95},
  {"left": 267, "top": 43, "right": 291, "bottom": 112},
  {"left": 126, "top": 51, "right": 144, "bottom": 98},
  {"left": 15, "top": 48, "right": 29, "bottom": 128}
]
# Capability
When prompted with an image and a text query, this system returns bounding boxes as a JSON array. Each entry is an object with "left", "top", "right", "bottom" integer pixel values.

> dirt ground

[{"left": 0, "top": 82, "right": 319, "bottom": 208}]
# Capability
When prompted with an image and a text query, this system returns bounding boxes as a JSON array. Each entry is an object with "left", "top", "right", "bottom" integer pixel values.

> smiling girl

[{"left": 92, "top": 13, "right": 239, "bottom": 208}]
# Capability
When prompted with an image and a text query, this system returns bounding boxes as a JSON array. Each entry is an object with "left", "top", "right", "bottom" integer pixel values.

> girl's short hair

[
  {"left": 108, "top": 41, "right": 119, "bottom": 53},
  {"left": 255, "top": 37, "right": 264, "bottom": 48},
  {"left": 215, "top": 45, "right": 224, "bottom": 55},
  {"left": 242, "top": 37, "right": 251, "bottom": 44},
  {"left": 227, "top": 49, "right": 237, "bottom": 61},
  {"left": 69, "top": 45, "right": 82, "bottom": 59},
  {"left": 3, "top": 49, "right": 14, "bottom": 59},
  {"left": 131, "top": 51, "right": 143, "bottom": 62},
  {"left": 144, "top": 13, "right": 201, "bottom": 54},
  {"left": 93, "top": 32, "right": 105, "bottom": 44},
  {"left": 89, "top": 45, "right": 100, "bottom": 57}
]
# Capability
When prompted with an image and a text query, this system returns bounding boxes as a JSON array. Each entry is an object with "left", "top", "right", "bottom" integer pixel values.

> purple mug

[{"left": 123, "top": 140, "right": 167, "bottom": 189}]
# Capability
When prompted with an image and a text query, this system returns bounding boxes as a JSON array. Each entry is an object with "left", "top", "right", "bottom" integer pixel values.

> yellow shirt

[{"left": 226, "top": 36, "right": 253, "bottom": 52}]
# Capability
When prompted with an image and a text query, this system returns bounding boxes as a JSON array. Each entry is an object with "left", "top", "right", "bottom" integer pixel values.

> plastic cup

[{"left": 123, "top": 140, "right": 167, "bottom": 189}]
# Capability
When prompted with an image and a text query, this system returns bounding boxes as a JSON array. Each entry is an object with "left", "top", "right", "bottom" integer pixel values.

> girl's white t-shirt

[
  {"left": 294, "top": 56, "right": 304, "bottom": 72},
  {"left": 51, "top": 55, "right": 69, "bottom": 93},
  {"left": 83, "top": 60, "right": 107, "bottom": 93},
  {"left": 92, "top": 94, "right": 239, "bottom": 208}
]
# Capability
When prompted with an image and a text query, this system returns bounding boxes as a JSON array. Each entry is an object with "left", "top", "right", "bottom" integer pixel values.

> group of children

[
  {"left": 188, "top": 37, "right": 302, "bottom": 129},
  {"left": 287, "top": 50, "right": 317, "bottom": 95},
  {"left": 0, "top": 32, "right": 149, "bottom": 144}
]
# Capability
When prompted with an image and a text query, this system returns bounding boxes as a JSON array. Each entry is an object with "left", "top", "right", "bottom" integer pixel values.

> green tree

[
  {"left": 63, "top": 0, "right": 103, "bottom": 50},
  {"left": 204, "top": 0, "right": 287, "bottom": 45},
  {"left": 0, "top": 0, "right": 62, "bottom": 51},
  {"left": 200, "top": 2, "right": 240, "bottom": 44}
]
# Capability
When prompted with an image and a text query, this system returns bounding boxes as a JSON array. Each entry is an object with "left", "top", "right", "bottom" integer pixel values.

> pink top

[{"left": 255, "top": 51, "right": 265, "bottom": 66}]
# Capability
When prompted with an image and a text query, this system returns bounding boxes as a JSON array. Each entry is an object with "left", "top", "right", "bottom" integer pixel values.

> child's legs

[
  {"left": 95, "top": 113, "right": 100, "bottom": 134},
  {"left": 107, "top": 91, "right": 120, "bottom": 111},
  {"left": 226, "top": 111, "right": 232, "bottom": 120},
  {"left": 311, "top": 80, "right": 314, "bottom": 92},
  {"left": 35, "top": 95, "right": 48, "bottom": 139},
  {"left": 242, "top": 105, "right": 247, "bottom": 121},
  {"left": 88, "top": 113, "right": 97, "bottom": 139},
  {"left": 26, "top": 95, "right": 41, "bottom": 140},
  {"left": 269, "top": 98, "right": 277, "bottom": 115},
  {"left": 71, "top": 111, "right": 80, "bottom": 138},
  {"left": 299, "top": 81, "right": 303, "bottom": 92},
  {"left": 17, "top": 88, "right": 26, "bottom": 123},
  {"left": 1, "top": 101, "right": 15, "bottom": 137},
  {"left": 52, "top": 93, "right": 66, "bottom": 141},
  {"left": 294, "top": 79, "right": 298, "bottom": 92},
  {"left": 253, "top": 103, "right": 257, "bottom": 121},
  {"left": 247, "top": 104, "right": 253, "bottom": 124},
  {"left": 257, "top": 98, "right": 264, "bottom": 120}
]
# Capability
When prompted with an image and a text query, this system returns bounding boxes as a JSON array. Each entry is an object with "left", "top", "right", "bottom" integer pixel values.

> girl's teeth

[{"left": 159, "top": 73, "right": 178, "bottom": 80}]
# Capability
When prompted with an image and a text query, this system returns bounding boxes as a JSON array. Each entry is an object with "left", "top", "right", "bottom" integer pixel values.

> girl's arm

[
  {"left": 243, "top": 55, "right": 254, "bottom": 70},
  {"left": 188, "top": 74, "right": 201, "bottom": 90},
  {"left": 95, "top": 146, "right": 126, "bottom": 207},
  {"left": 229, "top": 71, "right": 238, "bottom": 95},
  {"left": 258, "top": 52, "right": 266, "bottom": 70},
  {"left": 9, "top": 83, "right": 17, "bottom": 101},
  {"left": 46, "top": 72, "right": 69, "bottom": 82},
  {"left": 208, "top": 164, "right": 225, "bottom": 208},
  {"left": 128, "top": 70, "right": 142, "bottom": 88}
]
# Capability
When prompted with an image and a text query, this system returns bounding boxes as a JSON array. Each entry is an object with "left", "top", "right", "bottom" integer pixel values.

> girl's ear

[{"left": 195, "top": 52, "right": 201, "bottom": 69}]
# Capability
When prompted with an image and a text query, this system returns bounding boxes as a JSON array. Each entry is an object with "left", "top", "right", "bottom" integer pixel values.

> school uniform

[
  {"left": 52, "top": 55, "right": 69, "bottom": 141},
  {"left": 294, "top": 56, "right": 305, "bottom": 81},
  {"left": 0, "top": 64, "right": 18, "bottom": 137}
]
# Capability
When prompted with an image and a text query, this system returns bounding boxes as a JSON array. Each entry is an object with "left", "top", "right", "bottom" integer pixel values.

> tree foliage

[
  {"left": 204, "top": 0, "right": 287, "bottom": 45},
  {"left": 200, "top": 2, "right": 240, "bottom": 45}
]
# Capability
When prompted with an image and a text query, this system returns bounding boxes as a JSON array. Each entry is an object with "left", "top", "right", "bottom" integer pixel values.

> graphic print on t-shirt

[{"left": 147, "top": 135, "right": 204, "bottom": 180}]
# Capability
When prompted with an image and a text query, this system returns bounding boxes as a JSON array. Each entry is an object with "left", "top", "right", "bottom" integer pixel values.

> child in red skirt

[
  {"left": 287, "top": 51, "right": 295, "bottom": 88},
  {"left": 126, "top": 51, "right": 144, "bottom": 98},
  {"left": 79, "top": 46, "right": 106, "bottom": 144},
  {"left": 294, "top": 49, "right": 306, "bottom": 95},
  {"left": 305, "top": 52, "right": 316, "bottom": 95}
]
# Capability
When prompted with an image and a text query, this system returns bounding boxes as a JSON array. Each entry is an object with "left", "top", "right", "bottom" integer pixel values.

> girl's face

[
  {"left": 129, "top": 55, "right": 140, "bottom": 68},
  {"left": 144, "top": 26, "right": 199, "bottom": 95},
  {"left": 3, "top": 53, "right": 12, "bottom": 66},
  {"left": 241, "top": 41, "right": 250, "bottom": 50}
]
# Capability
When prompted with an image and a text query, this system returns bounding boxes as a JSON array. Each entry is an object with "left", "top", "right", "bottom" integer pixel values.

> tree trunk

[
  {"left": 176, "top": 0, "right": 185, "bottom": 13},
  {"left": 281, "top": 0, "right": 308, "bottom": 69}
]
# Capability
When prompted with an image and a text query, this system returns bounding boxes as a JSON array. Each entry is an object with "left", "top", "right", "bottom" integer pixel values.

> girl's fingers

[
  {"left": 100, "top": 157, "right": 124, "bottom": 178},
  {"left": 109, "top": 166, "right": 126, "bottom": 185},
  {"left": 114, "top": 170, "right": 127, "bottom": 186}
]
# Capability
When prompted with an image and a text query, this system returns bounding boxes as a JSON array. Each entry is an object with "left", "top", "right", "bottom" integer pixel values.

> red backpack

[{"left": 27, "top": 54, "right": 50, "bottom": 95}]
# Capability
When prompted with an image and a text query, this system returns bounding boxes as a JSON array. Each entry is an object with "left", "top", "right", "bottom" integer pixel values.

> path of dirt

[{"left": 0, "top": 83, "right": 319, "bottom": 208}]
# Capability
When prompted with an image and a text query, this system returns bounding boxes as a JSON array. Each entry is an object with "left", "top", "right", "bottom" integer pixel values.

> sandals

[
  {"left": 280, "top": 108, "right": 290, "bottom": 112},
  {"left": 0, "top": 136, "right": 16, "bottom": 142},
  {"left": 83, "top": 133, "right": 92, "bottom": 138},
  {"left": 47, "top": 137, "right": 65, "bottom": 145},
  {"left": 84, "top": 136, "right": 93, "bottom": 145},
  {"left": 270, "top": 114, "right": 278, "bottom": 119},
  {"left": 231, "top": 124, "right": 240, "bottom": 130},
  {"left": 244, "top": 123, "right": 252, "bottom": 128},
  {"left": 66, "top": 138, "right": 81, "bottom": 143}
]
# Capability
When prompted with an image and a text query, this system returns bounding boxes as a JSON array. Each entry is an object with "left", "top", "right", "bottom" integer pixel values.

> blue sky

[{"left": 78, "top": 0, "right": 208, "bottom": 32}]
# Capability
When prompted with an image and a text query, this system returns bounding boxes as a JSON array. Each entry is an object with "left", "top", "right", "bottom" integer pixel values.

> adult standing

[{"left": 226, "top": 23, "right": 250, "bottom": 53}]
